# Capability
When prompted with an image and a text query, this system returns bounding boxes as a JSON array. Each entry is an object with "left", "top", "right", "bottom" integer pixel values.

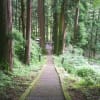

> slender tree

[
  {"left": 58, "top": 0, "right": 67, "bottom": 54},
  {"left": 15, "top": 0, "right": 18, "bottom": 27},
  {"left": 74, "top": 0, "right": 80, "bottom": 43},
  {"left": 93, "top": 9, "right": 100, "bottom": 57},
  {"left": 21, "top": 0, "right": 26, "bottom": 38}
]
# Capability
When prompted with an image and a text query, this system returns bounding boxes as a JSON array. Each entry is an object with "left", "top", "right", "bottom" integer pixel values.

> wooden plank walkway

[{"left": 27, "top": 55, "right": 65, "bottom": 100}]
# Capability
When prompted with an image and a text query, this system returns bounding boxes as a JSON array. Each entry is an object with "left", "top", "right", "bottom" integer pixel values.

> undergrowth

[
  {"left": 54, "top": 46, "right": 100, "bottom": 100},
  {"left": 54, "top": 46, "right": 100, "bottom": 86},
  {"left": 0, "top": 28, "right": 46, "bottom": 99}
]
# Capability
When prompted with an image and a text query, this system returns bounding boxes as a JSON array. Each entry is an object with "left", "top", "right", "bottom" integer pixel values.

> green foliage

[
  {"left": 77, "top": 68, "right": 95, "bottom": 78},
  {"left": 63, "top": 63, "right": 76, "bottom": 74},
  {"left": 0, "top": 71, "right": 12, "bottom": 88},
  {"left": 54, "top": 46, "right": 100, "bottom": 86},
  {"left": 12, "top": 28, "right": 24, "bottom": 42},
  {"left": 64, "top": 0, "right": 100, "bottom": 58},
  {"left": 93, "top": 0, "right": 100, "bottom": 8},
  {"left": 66, "top": 32, "right": 71, "bottom": 45},
  {"left": 72, "top": 47, "right": 83, "bottom": 55},
  {"left": 76, "top": 68, "right": 99, "bottom": 86},
  {"left": 13, "top": 28, "right": 42, "bottom": 63},
  {"left": 31, "top": 40, "right": 41, "bottom": 63},
  {"left": 13, "top": 28, "right": 25, "bottom": 61},
  {"left": 0, "top": 61, "right": 9, "bottom": 71},
  {"left": 0, "top": 35, "right": 45, "bottom": 93},
  {"left": 13, "top": 56, "right": 45, "bottom": 77},
  {"left": 55, "top": 47, "right": 88, "bottom": 74},
  {"left": 78, "top": 22, "right": 88, "bottom": 47},
  {"left": 13, "top": 57, "right": 23, "bottom": 68},
  {"left": 13, "top": 31, "right": 44, "bottom": 76},
  {"left": 13, "top": 62, "right": 35, "bottom": 77}
]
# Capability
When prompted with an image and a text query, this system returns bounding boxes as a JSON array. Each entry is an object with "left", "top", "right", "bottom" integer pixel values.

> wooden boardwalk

[{"left": 27, "top": 55, "right": 65, "bottom": 100}]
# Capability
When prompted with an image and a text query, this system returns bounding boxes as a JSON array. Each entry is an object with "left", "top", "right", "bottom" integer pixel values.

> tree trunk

[
  {"left": 25, "top": 0, "right": 32, "bottom": 64},
  {"left": 21, "top": 0, "right": 26, "bottom": 38},
  {"left": 93, "top": 9, "right": 100, "bottom": 57},
  {"left": 46, "top": 10, "right": 48, "bottom": 42},
  {"left": 89, "top": 10, "right": 95, "bottom": 58},
  {"left": 38, "top": 0, "right": 45, "bottom": 52},
  {"left": 52, "top": 0, "right": 58, "bottom": 54},
  {"left": 15, "top": 0, "right": 18, "bottom": 27},
  {"left": 74, "top": 0, "right": 80, "bottom": 43},
  {"left": 93, "top": 29, "right": 98, "bottom": 57},
  {"left": 0, "top": 0, "right": 13, "bottom": 71},
  {"left": 58, "top": 0, "right": 66, "bottom": 54},
  {"left": 19, "top": 16, "right": 21, "bottom": 32}
]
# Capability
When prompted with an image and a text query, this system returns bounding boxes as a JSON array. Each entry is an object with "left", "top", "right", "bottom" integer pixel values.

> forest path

[{"left": 27, "top": 54, "right": 65, "bottom": 100}]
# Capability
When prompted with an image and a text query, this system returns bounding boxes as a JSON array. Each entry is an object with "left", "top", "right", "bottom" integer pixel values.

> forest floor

[
  {"left": 65, "top": 77, "right": 100, "bottom": 100},
  {"left": 67, "top": 86, "right": 100, "bottom": 100},
  {"left": 0, "top": 58, "right": 45, "bottom": 100},
  {"left": 0, "top": 70, "right": 39, "bottom": 100},
  {"left": 57, "top": 67, "right": 100, "bottom": 100}
]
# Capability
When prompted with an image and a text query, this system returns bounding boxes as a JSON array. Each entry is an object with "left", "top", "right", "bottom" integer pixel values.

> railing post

[
  {"left": 39, "top": 54, "right": 41, "bottom": 62},
  {"left": 61, "top": 57, "right": 64, "bottom": 64}
]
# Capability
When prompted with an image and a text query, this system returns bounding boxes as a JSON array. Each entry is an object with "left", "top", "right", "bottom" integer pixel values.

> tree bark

[
  {"left": 89, "top": 10, "right": 95, "bottom": 58},
  {"left": 0, "top": 0, "right": 13, "bottom": 71},
  {"left": 19, "top": 16, "right": 21, "bottom": 32},
  {"left": 38, "top": 0, "right": 45, "bottom": 52},
  {"left": 25, "top": 0, "right": 32, "bottom": 64},
  {"left": 21, "top": 0, "right": 26, "bottom": 38},
  {"left": 52, "top": 0, "right": 58, "bottom": 54},
  {"left": 74, "top": 0, "right": 80, "bottom": 43},
  {"left": 58, "top": 0, "right": 66, "bottom": 54},
  {"left": 15, "top": 0, "right": 18, "bottom": 27}
]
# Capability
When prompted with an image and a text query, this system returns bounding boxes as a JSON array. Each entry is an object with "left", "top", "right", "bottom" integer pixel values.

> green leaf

[{"left": 93, "top": 0, "right": 100, "bottom": 8}]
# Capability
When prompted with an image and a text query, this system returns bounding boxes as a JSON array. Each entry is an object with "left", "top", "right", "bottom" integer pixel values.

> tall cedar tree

[
  {"left": 38, "top": 0, "right": 45, "bottom": 51},
  {"left": 53, "top": 0, "right": 67, "bottom": 55},
  {"left": 0, "top": 0, "right": 13, "bottom": 71},
  {"left": 52, "top": 0, "right": 58, "bottom": 54},
  {"left": 25, "top": 0, "right": 32, "bottom": 64},
  {"left": 58, "top": 0, "right": 66, "bottom": 54},
  {"left": 21, "top": 0, "right": 26, "bottom": 38}
]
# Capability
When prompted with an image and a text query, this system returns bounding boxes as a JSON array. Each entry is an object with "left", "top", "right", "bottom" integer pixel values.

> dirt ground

[
  {"left": 67, "top": 86, "right": 100, "bottom": 100},
  {"left": 0, "top": 73, "right": 38, "bottom": 100}
]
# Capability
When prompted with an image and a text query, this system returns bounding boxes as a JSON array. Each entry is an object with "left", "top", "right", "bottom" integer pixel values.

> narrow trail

[{"left": 27, "top": 54, "right": 65, "bottom": 100}]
